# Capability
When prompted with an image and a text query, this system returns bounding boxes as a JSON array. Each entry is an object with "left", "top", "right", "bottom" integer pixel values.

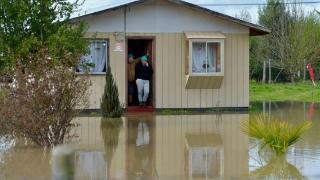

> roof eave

[
  {"left": 169, "top": 0, "right": 270, "bottom": 36},
  {"left": 71, "top": 0, "right": 270, "bottom": 36}
]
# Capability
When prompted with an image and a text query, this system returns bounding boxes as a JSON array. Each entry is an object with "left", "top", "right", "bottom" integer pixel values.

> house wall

[
  {"left": 84, "top": 32, "right": 249, "bottom": 109},
  {"left": 80, "top": 0, "right": 250, "bottom": 109}
]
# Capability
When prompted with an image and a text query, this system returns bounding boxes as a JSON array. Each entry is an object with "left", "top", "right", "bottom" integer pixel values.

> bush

[
  {"left": 100, "top": 66, "right": 124, "bottom": 118},
  {"left": 241, "top": 114, "right": 312, "bottom": 155},
  {"left": 100, "top": 117, "right": 122, "bottom": 178},
  {"left": 0, "top": 48, "right": 89, "bottom": 146}
]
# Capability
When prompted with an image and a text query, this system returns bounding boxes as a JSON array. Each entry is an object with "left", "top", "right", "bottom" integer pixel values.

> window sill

[
  {"left": 189, "top": 72, "right": 224, "bottom": 77},
  {"left": 76, "top": 72, "right": 106, "bottom": 75},
  {"left": 185, "top": 75, "right": 223, "bottom": 89}
]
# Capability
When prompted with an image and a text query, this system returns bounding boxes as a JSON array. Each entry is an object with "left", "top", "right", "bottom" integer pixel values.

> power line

[{"left": 197, "top": 1, "right": 320, "bottom": 6}]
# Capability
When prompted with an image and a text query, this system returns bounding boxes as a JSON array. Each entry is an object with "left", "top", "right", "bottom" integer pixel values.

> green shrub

[
  {"left": 100, "top": 65, "right": 124, "bottom": 118},
  {"left": 242, "top": 114, "right": 312, "bottom": 155}
]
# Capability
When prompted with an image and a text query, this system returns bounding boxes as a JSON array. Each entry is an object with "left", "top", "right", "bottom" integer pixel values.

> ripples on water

[{"left": 0, "top": 101, "right": 320, "bottom": 179}]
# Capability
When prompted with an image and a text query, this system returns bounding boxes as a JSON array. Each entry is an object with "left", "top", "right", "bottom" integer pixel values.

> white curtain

[
  {"left": 207, "top": 43, "right": 217, "bottom": 73},
  {"left": 192, "top": 42, "right": 206, "bottom": 73},
  {"left": 79, "top": 41, "right": 107, "bottom": 73}
]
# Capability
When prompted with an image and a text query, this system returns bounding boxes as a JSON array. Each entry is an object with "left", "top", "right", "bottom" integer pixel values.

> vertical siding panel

[
  {"left": 188, "top": 89, "right": 201, "bottom": 108},
  {"left": 175, "top": 33, "right": 182, "bottom": 108},
  {"left": 181, "top": 35, "right": 188, "bottom": 108},
  {"left": 156, "top": 34, "right": 163, "bottom": 108},
  {"left": 162, "top": 34, "right": 170, "bottom": 107},
  {"left": 237, "top": 35, "right": 244, "bottom": 107},
  {"left": 232, "top": 35, "right": 238, "bottom": 107},
  {"left": 200, "top": 89, "right": 207, "bottom": 108},
  {"left": 212, "top": 89, "right": 218, "bottom": 107},
  {"left": 244, "top": 35, "right": 250, "bottom": 107},
  {"left": 119, "top": 47, "right": 126, "bottom": 105},
  {"left": 168, "top": 34, "right": 176, "bottom": 108},
  {"left": 225, "top": 35, "right": 232, "bottom": 107}
]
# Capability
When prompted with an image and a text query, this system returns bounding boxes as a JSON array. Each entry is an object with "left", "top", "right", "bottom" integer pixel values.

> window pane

[
  {"left": 78, "top": 41, "right": 107, "bottom": 73},
  {"left": 192, "top": 42, "right": 206, "bottom": 73},
  {"left": 207, "top": 42, "right": 221, "bottom": 73}
]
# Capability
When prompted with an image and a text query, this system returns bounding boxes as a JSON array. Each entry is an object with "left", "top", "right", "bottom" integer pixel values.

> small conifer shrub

[{"left": 100, "top": 65, "right": 123, "bottom": 117}]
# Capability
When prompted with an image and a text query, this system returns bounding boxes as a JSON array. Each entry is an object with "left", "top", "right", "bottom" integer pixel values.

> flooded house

[{"left": 72, "top": 0, "right": 269, "bottom": 110}]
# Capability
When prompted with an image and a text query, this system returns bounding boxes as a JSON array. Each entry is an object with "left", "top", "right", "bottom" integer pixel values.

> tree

[
  {"left": 254, "top": 0, "right": 320, "bottom": 82},
  {"left": 0, "top": 48, "right": 89, "bottom": 146},
  {"left": 0, "top": 0, "right": 87, "bottom": 73},
  {"left": 100, "top": 65, "right": 124, "bottom": 118},
  {"left": 0, "top": 0, "right": 90, "bottom": 146}
]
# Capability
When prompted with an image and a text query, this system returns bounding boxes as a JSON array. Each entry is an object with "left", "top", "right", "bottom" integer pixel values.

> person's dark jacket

[{"left": 135, "top": 62, "right": 153, "bottom": 81}]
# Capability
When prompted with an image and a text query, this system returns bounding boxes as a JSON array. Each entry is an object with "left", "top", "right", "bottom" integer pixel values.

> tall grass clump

[{"left": 241, "top": 114, "right": 312, "bottom": 155}]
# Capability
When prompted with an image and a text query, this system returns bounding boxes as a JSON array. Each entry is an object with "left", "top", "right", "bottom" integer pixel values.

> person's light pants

[{"left": 136, "top": 79, "right": 150, "bottom": 102}]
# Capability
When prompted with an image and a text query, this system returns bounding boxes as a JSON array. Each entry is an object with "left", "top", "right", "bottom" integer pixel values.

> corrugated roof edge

[{"left": 71, "top": 0, "right": 270, "bottom": 36}]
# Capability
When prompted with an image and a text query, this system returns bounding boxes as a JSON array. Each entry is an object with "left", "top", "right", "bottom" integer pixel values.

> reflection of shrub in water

[
  {"left": 242, "top": 114, "right": 312, "bottom": 155},
  {"left": 251, "top": 155, "right": 305, "bottom": 179},
  {"left": 100, "top": 117, "right": 122, "bottom": 175}
]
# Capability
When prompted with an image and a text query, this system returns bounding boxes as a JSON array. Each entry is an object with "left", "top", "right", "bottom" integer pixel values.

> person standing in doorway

[
  {"left": 135, "top": 55, "right": 153, "bottom": 107},
  {"left": 128, "top": 53, "right": 139, "bottom": 106}
]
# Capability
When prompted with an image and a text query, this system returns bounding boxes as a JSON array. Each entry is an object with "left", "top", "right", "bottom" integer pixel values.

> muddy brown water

[{"left": 1, "top": 102, "right": 320, "bottom": 179}]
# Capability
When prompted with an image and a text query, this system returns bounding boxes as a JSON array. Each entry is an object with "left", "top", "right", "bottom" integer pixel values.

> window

[
  {"left": 189, "top": 39, "right": 224, "bottom": 76},
  {"left": 77, "top": 40, "right": 108, "bottom": 74}
]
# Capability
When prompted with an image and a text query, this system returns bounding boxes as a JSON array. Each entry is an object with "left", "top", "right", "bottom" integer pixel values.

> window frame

[
  {"left": 76, "top": 39, "right": 109, "bottom": 75},
  {"left": 188, "top": 38, "right": 224, "bottom": 76}
]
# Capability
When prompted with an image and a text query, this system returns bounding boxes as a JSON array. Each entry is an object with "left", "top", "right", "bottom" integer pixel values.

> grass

[
  {"left": 241, "top": 114, "right": 312, "bottom": 155},
  {"left": 250, "top": 81, "right": 320, "bottom": 102}
]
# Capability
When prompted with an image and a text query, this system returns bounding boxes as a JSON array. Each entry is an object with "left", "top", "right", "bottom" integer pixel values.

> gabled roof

[{"left": 72, "top": 0, "right": 270, "bottom": 36}]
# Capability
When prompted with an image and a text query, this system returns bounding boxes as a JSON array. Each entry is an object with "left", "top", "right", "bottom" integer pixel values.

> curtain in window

[
  {"left": 79, "top": 41, "right": 107, "bottom": 73},
  {"left": 207, "top": 43, "right": 217, "bottom": 73},
  {"left": 192, "top": 42, "right": 206, "bottom": 73}
]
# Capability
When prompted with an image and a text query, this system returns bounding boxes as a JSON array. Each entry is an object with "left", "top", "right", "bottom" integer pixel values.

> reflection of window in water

[
  {"left": 185, "top": 134, "right": 224, "bottom": 179},
  {"left": 74, "top": 151, "right": 106, "bottom": 179}
]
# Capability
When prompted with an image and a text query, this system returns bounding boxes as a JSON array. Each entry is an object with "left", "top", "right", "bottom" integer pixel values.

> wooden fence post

[
  {"left": 262, "top": 60, "right": 266, "bottom": 83},
  {"left": 268, "top": 59, "right": 272, "bottom": 84}
]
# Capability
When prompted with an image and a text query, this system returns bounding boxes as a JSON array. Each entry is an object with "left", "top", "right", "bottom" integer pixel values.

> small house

[{"left": 73, "top": 0, "right": 269, "bottom": 110}]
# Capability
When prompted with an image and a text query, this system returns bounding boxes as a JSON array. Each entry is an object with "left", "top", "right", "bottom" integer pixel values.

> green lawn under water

[{"left": 250, "top": 82, "right": 320, "bottom": 103}]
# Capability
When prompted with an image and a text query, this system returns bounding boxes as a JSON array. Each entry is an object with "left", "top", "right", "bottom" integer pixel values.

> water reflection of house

[
  {"left": 72, "top": 114, "right": 249, "bottom": 179},
  {"left": 185, "top": 133, "right": 223, "bottom": 179}
]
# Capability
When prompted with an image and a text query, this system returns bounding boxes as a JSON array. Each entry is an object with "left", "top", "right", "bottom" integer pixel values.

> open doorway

[{"left": 127, "top": 38, "right": 154, "bottom": 109}]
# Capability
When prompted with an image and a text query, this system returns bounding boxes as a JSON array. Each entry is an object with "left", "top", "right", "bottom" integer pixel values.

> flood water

[{"left": 1, "top": 102, "right": 320, "bottom": 179}]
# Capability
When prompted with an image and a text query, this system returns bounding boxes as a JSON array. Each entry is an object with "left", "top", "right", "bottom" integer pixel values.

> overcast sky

[{"left": 73, "top": 0, "right": 320, "bottom": 23}]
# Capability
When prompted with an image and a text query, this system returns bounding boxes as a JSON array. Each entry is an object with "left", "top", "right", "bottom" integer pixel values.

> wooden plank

[
  {"left": 181, "top": 35, "right": 188, "bottom": 108},
  {"left": 175, "top": 33, "right": 182, "bottom": 108},
  {"left": 224, "top": 34, "right": 232, "bottom": 107},
  {"left": 168, "top": 34, "right": 176, "bottom": 108},
  {"left": 243, "top": 35, "right": 250, "bottom": 107},
  {"left": 226, "top": 34, "right": 233, "bottom": 107},
  {"left": 155, "top": 34, "right": 163, "bottom": 108},
  {"left": 237, "top": 35, "right": 245, "bottom": 107},
  {"left": 162, "top": 34, "right": 170, "bottom": 107},
  {"left": 232, "top": 35, "right": 238, "bottom": 107}
]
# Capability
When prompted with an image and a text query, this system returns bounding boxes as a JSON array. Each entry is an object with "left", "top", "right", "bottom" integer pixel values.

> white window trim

[
  {"left": 189, "top": 39, "right": 224, "bottom": 76},
  {"left": 76, "top": 40, "right": 108, "bottom": 75}
]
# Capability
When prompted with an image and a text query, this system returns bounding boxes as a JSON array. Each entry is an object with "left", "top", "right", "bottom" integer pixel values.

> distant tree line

[{"left": 242, "top": 0, "right": 320, "bottom": 83}]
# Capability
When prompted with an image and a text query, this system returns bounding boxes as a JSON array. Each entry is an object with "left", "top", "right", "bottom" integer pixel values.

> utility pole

[
  {"left": 262, "top": 60, "right": 266, "bottom": 83},
  {"left": 268, "top": 59, "right": 272, "bottom": 84}
]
